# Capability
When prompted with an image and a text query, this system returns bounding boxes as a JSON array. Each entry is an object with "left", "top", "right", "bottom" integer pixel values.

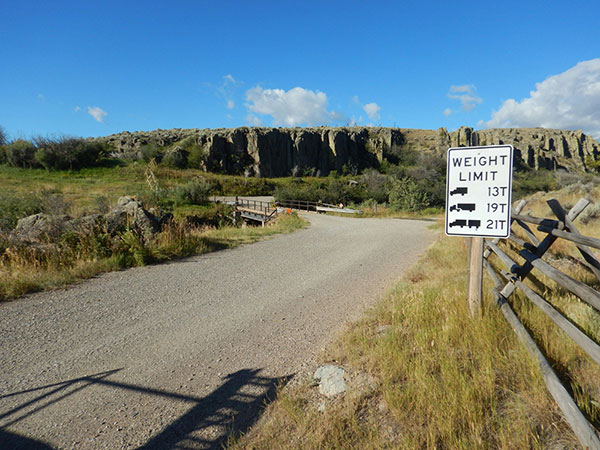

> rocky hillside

[{"left": 93, "top": 126, "right": 600, "bottom": 177}]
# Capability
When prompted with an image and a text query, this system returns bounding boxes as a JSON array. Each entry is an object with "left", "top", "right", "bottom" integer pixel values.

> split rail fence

[{"left": 482, "top": 197, "right": 600, "bottom": 449}]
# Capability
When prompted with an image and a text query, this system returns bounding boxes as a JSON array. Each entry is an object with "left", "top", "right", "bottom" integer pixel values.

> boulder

[
  {"left": 104, "top": 197, "right": 160, "bottom": 238},
  {"left": 12, "top": 213, "right": 73, "bottom": 243},
  {"left": 314, "top": 365, "right": 347, "bottom": 397}
]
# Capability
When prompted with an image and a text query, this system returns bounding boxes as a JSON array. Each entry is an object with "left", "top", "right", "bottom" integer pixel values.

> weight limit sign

[{"left": 445, "top": 145, "right": 514, "bottom": 238}]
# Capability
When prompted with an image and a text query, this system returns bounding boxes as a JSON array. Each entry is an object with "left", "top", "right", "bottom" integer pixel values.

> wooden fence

[{"left": 483, "top": 197, "right": 600, "bottom": 449}]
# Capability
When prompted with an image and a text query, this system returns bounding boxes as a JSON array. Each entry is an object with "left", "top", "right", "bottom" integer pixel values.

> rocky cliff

[{"left": 94, "top": 126, "right": 600, "bottom": 177}]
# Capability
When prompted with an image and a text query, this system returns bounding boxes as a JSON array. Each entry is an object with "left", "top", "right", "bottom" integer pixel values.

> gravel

[{"left": 0, "top": 214, "right": 435, "bottom": 449}]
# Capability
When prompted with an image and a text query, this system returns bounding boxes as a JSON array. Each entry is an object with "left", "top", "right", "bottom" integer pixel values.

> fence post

[{"left": 468, "top": 237, "right": 484, "bottom": 316}]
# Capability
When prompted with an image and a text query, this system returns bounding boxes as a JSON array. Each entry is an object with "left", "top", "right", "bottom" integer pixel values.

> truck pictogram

[
  {"left": 450, "top": 187, "right": 468, "bottom": 196},
  {"left": 468, "top": 219, "right": 481, "bottom": 229},
  {"left": 449, "top": 219, "right": 467, "bottom": 228},
  {"left": 449, "top": 203, "right": 476, "bottom": 212}
]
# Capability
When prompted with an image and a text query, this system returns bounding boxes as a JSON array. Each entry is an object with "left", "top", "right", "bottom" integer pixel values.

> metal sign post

[{"left": 445, "top": 145, "right": 514, "bottom": 315}]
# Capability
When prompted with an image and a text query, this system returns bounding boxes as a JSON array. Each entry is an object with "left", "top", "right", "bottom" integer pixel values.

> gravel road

[{"left": 0, "top": 214, "right": 435, "bottom": 449}]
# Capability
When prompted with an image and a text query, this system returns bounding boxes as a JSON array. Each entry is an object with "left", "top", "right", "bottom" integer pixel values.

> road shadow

[
  {"left": 0, "top": 429, "right": 54, "bottom": 450},
  {"left": 0, "top": 368, "right": 291, "bottom": 449}
]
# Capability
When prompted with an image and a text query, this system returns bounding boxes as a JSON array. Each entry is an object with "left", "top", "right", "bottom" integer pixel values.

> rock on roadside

[
  {"left": 314, "top": 365, "right": 347, "bottom": 397},
  {"left": 10, "top": 196, "right": 162, "bottom": 245}
]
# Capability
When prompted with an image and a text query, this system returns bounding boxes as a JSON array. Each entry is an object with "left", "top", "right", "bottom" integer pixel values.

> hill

[{"left": 93, "top": 126, "right": 600, "bottom": 177}]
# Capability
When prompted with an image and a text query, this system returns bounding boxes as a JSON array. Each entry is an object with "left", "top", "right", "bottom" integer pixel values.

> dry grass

[
  {"left": 0, "top": 214, "right": 307, "bottom": 301},
  {"left": 230, "top": 234, "right": 582, "bottom": 449},
  {"left": 230, "top": 185, "right": 600, "bottom": 449}
]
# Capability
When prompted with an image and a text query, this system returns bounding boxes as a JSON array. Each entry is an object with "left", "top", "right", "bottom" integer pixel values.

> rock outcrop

[
  {"left": 94, "top": 126, "right": 600, "bottom": 176},
  {"left": 11, "top": 197, "right": 162, "bottom": 244}
]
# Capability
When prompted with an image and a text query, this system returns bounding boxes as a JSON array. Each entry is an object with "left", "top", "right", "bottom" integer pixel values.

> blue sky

[{"left": 1, "top": 0, "right": 599, "bottom": 139}]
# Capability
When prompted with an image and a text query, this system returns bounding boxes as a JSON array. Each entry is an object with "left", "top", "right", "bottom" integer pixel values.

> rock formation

[
  {"left": 93, "top": 126, "right": 600, "bottom": 176},
  {"left": 11, "top": 197, "right": 162, "bottom": 244}
]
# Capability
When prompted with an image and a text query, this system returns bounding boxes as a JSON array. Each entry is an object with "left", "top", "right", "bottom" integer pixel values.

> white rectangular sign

[{"left": 445, "top": 145, "right": 514, "bottom": 238}]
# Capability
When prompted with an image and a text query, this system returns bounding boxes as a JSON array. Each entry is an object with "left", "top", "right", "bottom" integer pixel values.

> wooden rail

[
  {"left": 275, "top": 199, "right": 338, "bottom": 211},
  {"left": 483, "top": 197, "right": 600, "bottom": 449}
]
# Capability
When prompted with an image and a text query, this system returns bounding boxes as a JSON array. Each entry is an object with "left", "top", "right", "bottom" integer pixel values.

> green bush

[
  {"left": 585, "top": 155, "right": 600, "bottom": 173},
  {"left": 360, "top": 169, "right": 389, "bottom": 203},
  {"left": 175, "top": 178, "right": 213, "bottom": 205},
  {"left": 33, "top": 137, "right": 107, "bottom": 170},
  {"left": 1, "top": 137, "right": 108, "bottom": 170},
  {"left": 0, "top": 125, "right": 7, "bottom": 146},
  {"left": 512, "top": 169, "right": 557, "bottom": 199},
  {"left": 140, "top": 143, "right": 163, "bottom": 163},
  {"left": 388, "top": 177, "right": 431, "bottom": 211},
  {"left": 4, "top": 140, "right": 37, "bottom": 168},
  {"left": 187, "top": 144, "right": 208, "bottom": 169},
  {"left": 161, "top": 147, "right": 189, "bottom": 169},
  {"left": 0, "top": 193, "right": 44, "bottom": 230}
]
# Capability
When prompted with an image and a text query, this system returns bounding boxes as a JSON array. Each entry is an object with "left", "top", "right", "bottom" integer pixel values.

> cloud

[
  {"left": 74, "top": 106, "right": 81, "bottom": 112},
  {"left": 226, "top": 100, "right": 235, "bottom": 109},
  {"left": 246, "top": 114, "right": 263, "bottom": 126},
  {"left": 448, "top": 84, "right": 482, "bottom": 111},
  {"left": 224, "top": 74, "right": 237, "bottom": 84},
  {"left": 363, "top": 102, "right": 381, "bottom": 121},
  {"left": 482, "top": 59, "right": 600, "bottom": 138},
  {"left": 87, "top": 106, "right": 107, "bottom": 123},
  {"left": 245, "top": 86, "right": 342, "bottom": 127},
  {"left": 443, "top": 108, "right": 452, "bottom": 117}
]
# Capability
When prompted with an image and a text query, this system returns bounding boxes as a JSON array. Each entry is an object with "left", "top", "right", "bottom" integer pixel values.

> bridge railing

[
  {"left": 235, "top": 198, "right": 276, "bottom": 215},
  {"left": 275, "top": 199, "right": 339, "bottom": 211}
]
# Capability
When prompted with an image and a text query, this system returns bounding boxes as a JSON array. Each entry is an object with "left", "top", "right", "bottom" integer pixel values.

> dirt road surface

[{"left": 0, "top": 214, "right": 435, "bottom": 449}]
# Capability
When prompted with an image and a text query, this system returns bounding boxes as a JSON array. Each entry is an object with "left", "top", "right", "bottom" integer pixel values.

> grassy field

[
  {"left": 230, "top": 184, "right": 600, "bottom": 449},
  {"left": 0, "top": 163, "right": 310, "bottom": 301}
]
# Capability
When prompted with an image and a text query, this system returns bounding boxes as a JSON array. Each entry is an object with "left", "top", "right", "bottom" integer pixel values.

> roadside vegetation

[
  {"left": 0, "top": 204, "right": 305, "bottom": 301},
  {"left": 0, "top": 150, "right": 309, "bottom": 301},
  {"left": 230, "top": 183, "right": 600, "bottom": 449}
]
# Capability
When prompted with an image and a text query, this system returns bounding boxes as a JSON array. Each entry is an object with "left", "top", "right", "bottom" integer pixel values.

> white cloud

[
  {"left": 74, "top": 106, "right": 81, "bottom": 112},
  {"left": 352, "top": 95, "right": 361, "bottom": 105},
  {"left": 483, "top": 59, "right": 600, "bottom": 138},
  {"left": 448, "top": 84, "right": 482, "bottom": 111},
  {"left": 226, "top": 100, "right": 235, "bottom": 109},
  {"left": 224, "top": 74, "right": 237, "bottom": 84},
  {"left": 245, "top": 86, "right": 342, "bottom": 127},
  {"left": 443, "top": 108, "right": 452, "bottom": 117},
  {"left": 87, "top": 106, "right": 107, "bottom": 123},
  {"left": 363, "top": 102, "right": 381, "bottom": 121},
  {"left": 246, "top": 114, "right": 263, "bottom": 126}
]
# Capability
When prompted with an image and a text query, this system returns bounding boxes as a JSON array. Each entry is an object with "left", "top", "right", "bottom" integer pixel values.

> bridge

[{"left": 215, "top": 197, "right": 362, "bottom": 226}]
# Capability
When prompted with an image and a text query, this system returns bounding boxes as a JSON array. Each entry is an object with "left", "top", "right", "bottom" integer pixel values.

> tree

[{"left": 0, "top": 125, "right": 7, "bottom": 146}]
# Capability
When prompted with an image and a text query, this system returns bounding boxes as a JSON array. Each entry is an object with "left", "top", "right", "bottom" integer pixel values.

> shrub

[
  {"left": 513, "top": 170, "right": 557, "bottom": 199},
  {"left": 0, "top": 125, "right": 7, "bottom": 146},
  {"left": 580, "top": 202, "right": 600, "bottom": 225},
  {"left": 161, "top": 147, "right": 189, "bottom": 169},
  {"left": 140, "top": 143, "right": 163, "bottom": 163},
  {"left": 388, "top": 177, "right": 431, "bottom": 211},
  {"left": 33, "top": 137, "right": 107, "bottom": 170},
  {"left": 4, "top": 140, "right": 37, "bottom": 168},
  {"left": 175, "top": 178, "right": 213, "bottom": 205},
  {"left": 187, "top": 143, "right": 208, "bottom": 169},
  {"left": 0, "top": 193, "right": 44, "bottom": 230},
  {"left": 360, "top": 169, "right": 389, "bottom": 203},
  {"left": 585, "top": 155, "right": 600, "bottom": 173}
]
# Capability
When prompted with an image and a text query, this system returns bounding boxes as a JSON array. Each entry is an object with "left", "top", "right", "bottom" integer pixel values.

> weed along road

[{"left": 0, "top": 214, "right": 434, "bottom": 449}]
